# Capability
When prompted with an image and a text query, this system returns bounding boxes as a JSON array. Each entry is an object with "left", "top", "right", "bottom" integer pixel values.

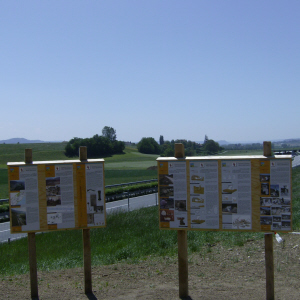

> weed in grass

[
  {"left": 130, "top": 271, "right": 137, "bottom": 278},
  {"left": 276, "top": 262, "right": 281, "bottom": 272}
]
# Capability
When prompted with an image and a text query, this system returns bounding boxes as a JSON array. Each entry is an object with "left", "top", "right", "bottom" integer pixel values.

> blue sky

[{"left": 1, "top": 1, "right": 299, "bottom": 143}]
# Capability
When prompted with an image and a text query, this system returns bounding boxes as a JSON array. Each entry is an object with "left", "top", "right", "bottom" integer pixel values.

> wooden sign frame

[
  {"left": 158, "top": 142, "right": 291, "bottom": 299},
  {"left": 8, "top": 147, "right": 105, "bottom": 297},
  {"left": 157, "top": 154, "right": 292, "bottom": 233},
  {"left": 7, "top": 158, "right": 106, "bottom": 234}
]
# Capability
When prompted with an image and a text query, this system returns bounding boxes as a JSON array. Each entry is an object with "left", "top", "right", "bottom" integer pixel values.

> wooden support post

[
  {"left": 28, "top": 232, "right": 38, "bottom": 298},
  {"left": 265, "top": 233, "right": 274, "bottom": 300},
  {"left": 175, "top": 143, "right": 188, "bottom": 298},
  {"left": 79, "top": 146, "right": 88, "bottom": 162},
  {"left": 25, "top": 149, "right": 39, "bottom": 298},
  {"left": 83, "top": 227, "right": 92, "bottom": 294},
  {"left": 263, "top": 141, "right": 272, "bottom": 157},
  {"left": 263, "top": 141, "right": 274, "bottom": 300},
  {"left": 80, "top": 146, "right": 92, "bottom": 294},
  {"left": 178, "top": 230, "right": 188, "bottom": 298},
  {"left": 25, "top": 149, "right": 33, "bottom": 164}
]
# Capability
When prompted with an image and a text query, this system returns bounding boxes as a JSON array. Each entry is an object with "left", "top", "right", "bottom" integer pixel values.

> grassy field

[
  {"left": 0, "top": 143, "right": 159, "bottom": 198},
  {"left": 0, "top": 141, "right": 299, "bottom": 276},
  {"left": 0, "top": 143, "right": 69, "bottom": 168},
  {"left": 0, "top": 206, "right": 266, "bottom": 276},
  {"left": 0, "top": 169, "right": 8, "bottom": 199},
  {"left": 220, "top": 149, "right": 266, "bottom": 156},
  {"left": 1, "top": 163, "right": 299, "bottom": 277}
]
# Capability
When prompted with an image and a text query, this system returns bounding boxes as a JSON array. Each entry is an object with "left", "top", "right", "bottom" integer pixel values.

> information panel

[
  {"left": 8, "top": 159, "right": 106, "bottom": 233},
  {"left": 158, "top": 160, "right": 188, "bottom": 229},
  {"left": 259, "top": 159, "right": 291, "bottom": 231},
  {"left": 221, "top": 160, "right": 252, "bottom": 230},
  {"left": 157, "top": 155, "right": 292, "bottom": 232},
  {"left": 189, "top": 160, "right": 219, "bottom": 229}
]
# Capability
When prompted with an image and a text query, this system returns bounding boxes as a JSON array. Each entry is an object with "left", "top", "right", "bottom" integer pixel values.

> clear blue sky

[{"left": 1, "top": 1, "right": 299, "bottom": 143}]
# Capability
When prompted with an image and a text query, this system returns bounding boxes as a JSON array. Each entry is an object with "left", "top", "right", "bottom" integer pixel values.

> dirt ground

[{"left": 1, "top": 233, "right": 300, "bottom": 300}]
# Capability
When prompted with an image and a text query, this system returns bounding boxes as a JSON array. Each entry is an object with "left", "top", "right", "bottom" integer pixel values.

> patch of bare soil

[
  {"left": 1, "top": 233, "right": 300, "bottom": 300},
  {"left": 147, "top": 166, "right": 157, "bottom": 170}
]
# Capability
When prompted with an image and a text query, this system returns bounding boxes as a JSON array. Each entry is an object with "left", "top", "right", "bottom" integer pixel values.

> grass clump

[{"left": 0, "top": 203, "right": 9, "bottom": 213}]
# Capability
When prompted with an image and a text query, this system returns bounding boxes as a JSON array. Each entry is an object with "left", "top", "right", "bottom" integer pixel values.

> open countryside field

[
  {"left": 0, "top": 143, "right": 300, "bottom": 298},
  {"left": 220, "top": 149, "right": 264, "bottom": 156},
  {"left": 0, "top": 143, "right": 297, "bottom": 198},
  {"left": 0, "top": 167, "right": 299, "bottom": 299},
  {"left": 0, "top": 143, "right": 159, "bottom": 198}
]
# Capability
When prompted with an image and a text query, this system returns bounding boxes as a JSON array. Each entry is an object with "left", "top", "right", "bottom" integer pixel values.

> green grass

[
  {"left": 105, "top": 169, "right": 157, "bottom": 186},
  {"left": 0, "top": 145, "right": 299, "bottom": 276},
  {"left": 0, "top": 203, "right": 9, "bottom": 213},
  {"left": 0, "top": 169, "right": 8, "bottom": 199},
  {"left": 0, "top": 206, "right": 264, "bottom": 276},
  {"left": 0, "top": 166, "right": 299, "bottom": 276},
  {"left": 221, "top": 149, "right": 264, "bottom": 156},
  {"left": 0, "top": 143, "right": 70, "bottom": 168}
]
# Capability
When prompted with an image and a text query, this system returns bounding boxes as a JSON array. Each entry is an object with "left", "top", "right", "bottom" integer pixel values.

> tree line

[
  {"left": 137, "top": 135, "right": 223, "bottom": 156},
  {"left": 64, "top": 126, "right": 125, "bottom": 158},
  {"left": 65, "top": 127, "right": 223, "bottom": 158}
]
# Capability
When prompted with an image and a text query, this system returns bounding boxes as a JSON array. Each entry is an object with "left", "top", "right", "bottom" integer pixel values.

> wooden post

[
  {"left": 28, "top": 233, "right": 38, "bottom": 298},
  {"left": 25, "top": 149, "right": 39, "bottom": 298},
  {"left": 175, "top": 143, "right": 188, "bottom": 298},
  {"left": 25, "top": 149, "right": 33, "bottom": 164},
  {"left": 263, "top": 141, "right": 272, "bottom": 157},
  {"left": 265, "top": 233, "right": 274, "bottom": 300},
  {"left": 263, "top": 141, "right": 274, "bottom": 300},
  {"left": 80, "top": 146, "right": 92, "bottom": 294},
  {"left": 79, "top": 146, "right": 88, "bottom": 162},
  {"left": 83, "top": 227, "right": 92, "bottom": 294}
]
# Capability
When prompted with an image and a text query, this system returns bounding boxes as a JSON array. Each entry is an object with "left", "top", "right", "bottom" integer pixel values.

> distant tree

[
  {"left": 102, "top": 126, "right": 117, "bottom": 142},
  {"left": 64, "top": 137, "right": 83, "bottom": 157},
  {"left": 64, "top": 127, "right": 124, "bottom": 158},
  {"left": 204, "top": 135, "right": 209, "bottom": 144},
  {"left": 137, "top": 137, "right": 160, "bottom": 154},
  {"left": 203, "top": 139, "right": 222, "bottom": 154},
  {"left": 159, "top": 135, "right": 164, "bottom": 145},
  {"left": 163, "top": 145, "right": 174, "bottom": 156},
  {"left": 160, "top": 141, "right": 174, "bottom": 157}
]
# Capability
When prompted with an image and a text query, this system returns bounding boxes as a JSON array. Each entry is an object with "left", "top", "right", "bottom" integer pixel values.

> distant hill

[
  {"left": 217, "top": 140, "right": 229, "bottom": 145},
  {"left": 0, "top": 138, "right": 46, "bottom": 144}
]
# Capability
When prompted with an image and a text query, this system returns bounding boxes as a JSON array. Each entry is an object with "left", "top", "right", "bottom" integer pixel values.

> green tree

[
  {"left": 64, "top": 127, "right": 124, "bottom": 158},
  {"left": 204, "top": 135, "right": 209, "bottom": 144},
  {"left": 159, "top": 135, "right": 164, "bottom": 145},
  {"left": 137, "top": 137, "right": 160, "bottom": 154},
  {"left": 64, "top": 137, "right": 82, "bottom": 157},
  {"left": 102, "top": 126, "right": 117, "bottom": 142},
  {"left": 203, "top": 139, "right": 222, "bottom": 154}
]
